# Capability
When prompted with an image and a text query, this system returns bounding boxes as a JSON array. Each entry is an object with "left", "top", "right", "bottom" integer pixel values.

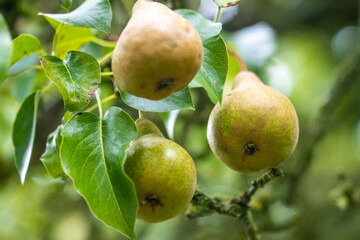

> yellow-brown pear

[
  {"left": 207, "top": 71, "right": 299, "bottom": 172},
  {"left": 112, "top": 0, "right": 203, "bottom": 100}
]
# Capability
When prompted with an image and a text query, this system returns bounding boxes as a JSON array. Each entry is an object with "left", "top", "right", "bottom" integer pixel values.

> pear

[
  {"left": 112, "top": 0, "right": 203, "bottom": 100},
  {"left": 207, "top": 71, "right": 299, "bottom": 172},
  {"left": 124, "top": 117, "right": 197, "bottom": 222}
]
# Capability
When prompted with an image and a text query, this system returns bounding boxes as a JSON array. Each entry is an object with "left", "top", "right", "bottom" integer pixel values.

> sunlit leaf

[
  {"left": 39, "top": 0, "right": 112, "bottom": 34},
  {"left": 61, "top": 107, "right": 138, "bottom": 239},
  {"left": 53, "top": 24, "right": 93, "bottom": 59},
  {"left": 60, "top": 0, "right": 73, "bottom": 12},
  {"left": 11, "top": 34, "right": 43, "bottom": 65},
  {"left": 119, "top": 86, "right": 194, "bottom": 112},
  {"left": 40, "top": 125, "right": 66, "bottom": 179},
  {"left": 213, "top": 0, "right": 241, "bottom": 8},
  {"left": 194, "top": 35, "right": 228, "bottom": 104},
  {"left": 40, "top": 51, "right": 101, "bottom": 112},
  {"left": 175, "top": 10, "right": 222, "bottom": 41},
  {"left": 0, "top": 13, "right": 12, "bottom": 83},
  {"left": 12, "top": 91, "right": 40, "bottom": 184},
  {"left": 176, "top": 10, "right": 228, "bottom": 103}
]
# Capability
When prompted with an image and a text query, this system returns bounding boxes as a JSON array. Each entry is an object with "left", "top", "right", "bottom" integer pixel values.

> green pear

[
  {"left": 124, "top": 117, "right": 197, "bottom": 222},
  {"left": 112, "top": 0, "right": 203, "bottom": 100},
  {"left": 207, "top": 71, "right": 299, "bottom": 172}
]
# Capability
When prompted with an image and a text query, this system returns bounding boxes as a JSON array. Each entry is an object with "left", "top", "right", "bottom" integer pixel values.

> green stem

[
  {"left": 92, "top": 36, "right": 117, "bottom": 48},
  {"left": 138, "top": 110, "right": 147, "bottom": 119},
  {"left": 98, "top": 50, "right": 114, "bottom": 66},
  {"left": 86, "top": 94, "right": 117, "bottom": 113},
  {"left": 101, "top": 72, "right": 114, "bottom": 77},
  {"left": 214, "top": 6, "right": 221, "bottom": 23},
  {"left": 6, "top": 65, "right": 42, "bottom": 78},
  {"left": 95, "top": 89, "right": 103, "bottom": 118},
  {"left": 39, "top": 82, "right": 55, "bottom": 95}
]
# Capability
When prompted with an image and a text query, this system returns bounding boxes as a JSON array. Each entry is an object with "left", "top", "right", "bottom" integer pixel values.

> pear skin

[
  {"left": 124, "top": 118, "right": 197, "bottom": 222},
  {"left": 112, "top": 0, "right": 203, "bottom": 100},
  {"left": 207, "top": 71, "right": 299, "bottom": 172}
]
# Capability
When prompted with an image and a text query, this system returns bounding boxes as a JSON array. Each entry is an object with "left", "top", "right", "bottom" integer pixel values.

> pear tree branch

[{"left": 187, "top": 168, "right": 284, "bottom": 240}]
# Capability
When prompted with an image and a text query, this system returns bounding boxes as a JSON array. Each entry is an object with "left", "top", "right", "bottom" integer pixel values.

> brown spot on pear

[
  {"left": 124, "top": 118, "right": 197, "bottom": 222},
  {"left": 111, "top": 0, "right": 203, "bottom": 100},
  {"left": 207, "top": 71, "right": 299, "bottom": 172}
]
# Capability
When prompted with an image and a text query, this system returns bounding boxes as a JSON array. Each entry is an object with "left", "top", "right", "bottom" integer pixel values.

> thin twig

[
  {"left": 92, "top": 37, "right": 117, "bottom": 48},
  {"left": 188, "top": 168, "right": 284, "bottom": 218},
  {"left": 6, "top": 65, "right": 42, "bottom": 78},
  {"left": 98, "top": 50, "right": 114, "bottom": 66},
  {"left": 101, "top": 72, "right": 113, "bottom": 77},
  {"left": 244, "top": 211, "right": 259, "bottom": 240},
  {"left": 95, "top": 89, "right": 103, "bottom": 118},
  {"left": 39, "top": 82, "right": 55, "bottom": 95},
  {"left": 214, "top": 6, "right": 222, "bottom": 23},
  {"left": 85, "top": 94, "right": 117, "bottom": 113},
  {"left": 187, "top": 168, "right": 284, "bottom": 240}
]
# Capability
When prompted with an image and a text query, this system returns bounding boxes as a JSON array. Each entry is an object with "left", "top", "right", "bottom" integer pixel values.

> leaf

[
  {"left": 42, "top": 17, "right": 94, "bottom": 59},
  {"left": 175, "top": 9, "right": 222, "bottom": 41},
  {"left": 40, "top": 125, "right": 66, "bottom": 179},
  {"left": 40, "top": 51, "right": 101, "bottom": 112},
  {"left": 60, "top": 0, "right": 73, "bottom": 12},
  {"left": 194, "top": 35, "right": 228, "bottom": 103},
  {"left": 39, "top": 0, "right": 112, "bottom": 34},
  {"left": 53, "top": 24, "right": 93, "bottom": 59},
  {"left": 119, "top": 86, "right": 194, "bottom": 112},
  {"left": 160, "top": 110, "right": 180, "bottom": 140},
  {"left": 12, "top": 91, "right": 40, "bottom": 184},
  {"left": 213, "top": 0, "right": 241, "bottom": 8},
  {"left": 176, "top": 10, "right": 228, "bottom": 103},
  {"left": 61, "top": 107, "right": 138, "bottom": 239},
  {"left": 0, "top": 13, "right": 12, "bottom": 83},
  {"left": 11, "top": 34, "right": 44, "bottom": 65}
]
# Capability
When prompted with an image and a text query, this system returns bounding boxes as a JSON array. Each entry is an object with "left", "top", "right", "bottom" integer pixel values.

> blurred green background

[{"left": 0, "top": 0, "right": 359, "bottom": 239}]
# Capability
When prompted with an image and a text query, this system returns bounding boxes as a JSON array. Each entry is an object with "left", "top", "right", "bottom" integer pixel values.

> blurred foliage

[{"left": 0, "top": 0, "right": 359, "bottom": 239}]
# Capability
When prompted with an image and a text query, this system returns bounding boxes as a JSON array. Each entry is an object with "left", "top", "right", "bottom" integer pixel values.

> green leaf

[
  {"left": 53, "top": 24, "right": 93, "bottom": 59},
  {"left": 11, "top": 34, "right": 43, "bottom": 65},
  {"left": 160, "top": 110, "right": 180, "bottom": 140},
  {"left": 119, "top": 86, "right": 194, "bottom": 112},
  {"left": 60, "top": 0, "right": 73, "bottom": 12},
  {"left": 195, "top": 35, "right": 228, "bottom": 104},
  {"left": 61, "top": 107, "right": 138, "bottom": 239},
  {"left": 213, "top": 0, "right": 241, "bottom": 8},
  {"left": 40, "top": 125, "right": 66, "bottom": 179},
  {"left": 12, "top": 91, "right": 40, "bottom": 184},
  {"left": 40, "top": 51, "right": 101, "bottom": 112},
  {"left": 0, "top": 13, "right": 12, "bottom": 83},
  {"left": 176, "top": 10, "right": 228, "bottom": 103},
  {"left": 39, "top": 0, "right": 112, "bottom": 34},
  {"left": 175, "top": 10, "right": 222, "bottom": 41}
]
